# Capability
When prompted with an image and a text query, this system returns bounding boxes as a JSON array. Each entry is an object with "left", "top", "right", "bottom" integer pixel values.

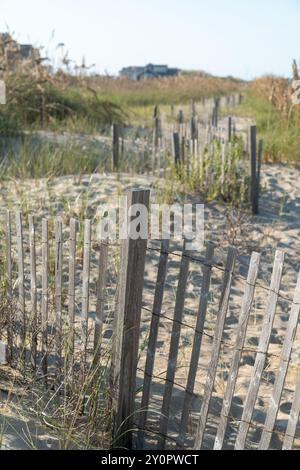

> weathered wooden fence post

[
  {"left": 29, "top": 215, "right": 37, "bottom": 370},
  {"left": 190, "top": 115, "right": 197, "bottom": 141},
  {"left": 6, "top": 210, "right": 12, "bottom": 363},
  {"left": 41, "top": 218, "right": 49, "bottom": 383},
  {"left": 112, "top": 123, "right": 120, "bottom": 171},
  {"left": 152, "top": 106, "right": 161, "bottom": 172},
  {"left": 54, "top": 218, "right": 63, "bottom": 381},
  {"left": 177, "top": 109, "right": 184, "bottom": 124},
  {"left": 112, "top": 188, "right": 150, "bottom": 449},
  {"left": 153, "top": 105, "right": 160, "bottom": 151},
  {"left": 191, "top": 99, "right": 196, "bottom": 117},
  {"left": 256, "top": 139, "right": 263, "bottom": 214},
  {"left": 172, "top": 132, "right": 181, "bottom": 168},
  {"left": 212, "top": 97, "right": 220, "bottom": 128},
  {"left": 16, "top": 211, "right": 25, "bottom": 369},
  {"left": 249, "top": 125, "right": 258, "bottom": 214},
  {"left": 228, "top": 116, "right": 232, "bottom": 142}
]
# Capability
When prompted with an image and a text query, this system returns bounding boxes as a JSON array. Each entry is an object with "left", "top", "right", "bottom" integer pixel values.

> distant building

[{"left": 119, "top": 63, "right": 180, "bottom": 80}]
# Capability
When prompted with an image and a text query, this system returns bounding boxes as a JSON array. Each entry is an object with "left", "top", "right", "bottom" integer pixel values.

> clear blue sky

[{"left": 1, "top": 0, "right": 299, "bottom": 79}]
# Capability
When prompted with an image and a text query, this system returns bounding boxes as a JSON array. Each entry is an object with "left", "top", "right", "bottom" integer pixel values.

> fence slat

[
  {"left": 81, "top": 219, "right": 91, "bottom": 369},
  {"left": 6, "top": 210, "right": 13, "bottom": 363},
  {"left": 177, "top": 242, "right": 215, "bottom": 447},
  {"left": 256, "top": 139, "right": 263, "bottom": 214},
  {"left": 54, "top": 218, "right": 63, "bottom": 379},
  {"left": 29, "top": 215, "right": 37, "bottom": 370},
  {"left": 259, "top": 270, "right": 300, "bottom": 449},
  {"left": 137, "top": 239, "right": 170, "bottom": 449},
  {"left": 234, "top": 250, "right": 285, "bottom": 450},
  {"left": 112, "top": 124, "right": 120, "bottom": 171},
  {"left": 172, "top": 132, "right": 181, "bottom": 167},
  {"left": 283, "top": 371, "right": 300, "bottom": 450},
  {"left": 193, "top": 246, "right": 237, "bottom": 450},
  {"left": 41, "top": 219, "right": 48, "bottom": 382},
  {"left": 16, "top": 211, "right": 26, "bottom": 368},
  {"left": 93, "top": 240, "right": 109, "bottom": 363},
  {"left": 67, "top": 218, "right": 77, "bottom": 378},
  {"left": 214, "top": 252, "right": 261, "bottom": 450},
  {"left": 228, "top": 116, "right": 232, "bottom": 142},
  {"left": 157, "top": 242, "right": 190, "bottom": 449},
  {"left": 112, "top": 188, "right": 150, "bottom": 449},
  {"left": 249, "top": 125, "right": 258, "bottom": 214}
]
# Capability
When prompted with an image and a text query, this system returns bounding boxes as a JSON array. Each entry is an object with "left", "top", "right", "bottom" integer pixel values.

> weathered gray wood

[
  {"left": 67, "top": 218, "right": 77, "bottom": 376},
  {"left": 235, "top": 250, "right": 285, "bottom": 450},
  {"left": 259, "top": 270, "right": 300, "bottom": 449},
  {"left": 137, "top": 239, "right": 170, "bottom": 449},
  {"left": 157, "top": 242, "right": 190, "bottom": 449},
  {"left": 112, "top": 188, "right": 150, "bottom": 449},
  {"left": 194, "top": 139, "right": 199, "bottom": 169},
  {"left": 112, "top": 123, "right": 120, "bottom": 171},
  {"left": 212, "top": 98, "right": 220, "bottom": 128},
  {"left": 193, "top": 246, "right": 237, "bottom": 450},
  {"left": 16, "top": 211, "right": 26, "bottom": 368},
  {"left": 177, "top": 243, "right": 215, "bottom": 446},
  {"left": 172, "top": 132, "right": 181, "bottom": 167},
  {"left": 190, "top": 116, "right": 197, "bottom": 140},
  {"left": 41, "top": 219, "right": 48, "bottom": 382},
  {"left": 214, "top": 252, "right": 261, "bottom": 450},
  {"left": 228, "top": 116, "right": 232, "bottom": 142},
  {"left": 81, "top": 219, "right": 91, "bottom": 367},
  {"left": 283, "top": 371, "right": 300, "bottom": 450},
  {"left": 29, "top": 215, "right": 37, "bottom": 370},
  {"left": 249, "top": 125, "right": 258, "bottom": 214},
  {"left": 233, "top": 122, "right": 236, "bottom": 139},
  {"left": 6, "top": 210, "right": 13, "bottom": 363},
  {"left": 54, "top": 219, "right": 63, "bottom": 377},
  {"left": 256, "top": 139, "right": 263, "bottom": 214},
  {"left": 153, "top": 105, "right": 160, "bottom": 156},
  {"left": 181, "top": 136, "right": 186, "bottom": 165},
  {"left": 221, "top": 143, "right": 226, "bottom": 193},
  {"left": 191, "top": 99, "right": 196, "bottom": 117},
  {"left": 178, "top": 109, "right": 184, "bottom": 124},
  {"left": 93, "top": 240, "right": 109, "bottom": 363}
]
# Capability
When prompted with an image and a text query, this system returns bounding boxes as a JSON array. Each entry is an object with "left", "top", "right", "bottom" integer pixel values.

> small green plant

[{"left": 160, "top": 136, "right": 250, "bottom": 206}]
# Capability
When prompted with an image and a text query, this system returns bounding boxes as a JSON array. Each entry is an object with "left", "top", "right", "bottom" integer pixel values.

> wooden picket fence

[{"left": 1, "top": 188, "right": 300, "bottom": 450}]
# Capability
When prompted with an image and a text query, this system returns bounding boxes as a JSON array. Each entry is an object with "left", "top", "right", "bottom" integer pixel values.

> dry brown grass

[
  {"left": 72, "top": 72, "right": 245, "bottom": 107},
  {"left": 251, "top": 61, "right": 300, "bottom": 119}
]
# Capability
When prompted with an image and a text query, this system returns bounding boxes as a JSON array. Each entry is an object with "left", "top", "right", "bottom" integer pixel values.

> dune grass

[
  {"left": 226, "top": 88, "right": 300, "bottom": 163},
  {"left": 79, "top": 72, "right": 244, "bottom": 107},
  {"left": 0, "top": 137, "right": 110, "bottom": 180}
]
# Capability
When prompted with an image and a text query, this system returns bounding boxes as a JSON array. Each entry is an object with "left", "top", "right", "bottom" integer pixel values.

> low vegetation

[{"left": 227, "top": 62, "right": 300, "bottom": 163}]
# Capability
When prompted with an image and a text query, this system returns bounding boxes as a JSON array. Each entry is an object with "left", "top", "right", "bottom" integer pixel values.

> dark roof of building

[
  {"left": 120, "top": 64, "right": 180, "bottom": 78},
  {"left": 20, "top": 44, "right": 34, "bottom": 58}
]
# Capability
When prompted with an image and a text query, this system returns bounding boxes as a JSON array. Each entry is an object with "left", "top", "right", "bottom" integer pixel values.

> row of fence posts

[
  {"left": 111, "top": 97, "right": 263, "bottom": 216},
  {"left": 249, "top": 125, "right": 263, "bottom": 215}
]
